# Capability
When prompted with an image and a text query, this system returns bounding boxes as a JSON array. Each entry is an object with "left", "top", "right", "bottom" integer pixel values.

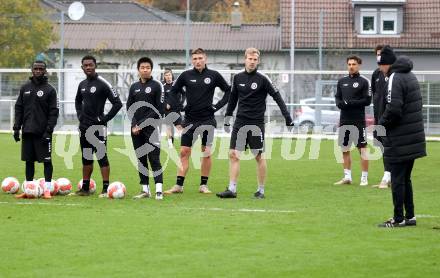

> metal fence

[{"left": 1, "top": 69, "right": 440, "bottom": 135}]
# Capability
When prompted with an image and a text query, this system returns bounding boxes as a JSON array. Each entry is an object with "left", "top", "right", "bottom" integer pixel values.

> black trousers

[
  {"left": 389, "top": 159, "right": 415, "bottom": 222},
  {"left": 131, "top": 126, "right": 163, "bottom": 185},
  {"left": 383, "top": 158, "right": 391, "bottom": 172},
  {"left": 375, "top": 135, "right": 391, "bottom": 172}
]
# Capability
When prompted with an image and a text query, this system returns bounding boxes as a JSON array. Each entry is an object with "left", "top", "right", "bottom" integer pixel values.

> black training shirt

[
  {"left": 75, "top": 74, "right": 122, "bottom": 130},
  {"left": 170, "top": 66, "right": 230, "bottom": 122},
  {"left": 225, "top": 69, "right": 292, "bottom": 124},
  {"left": 126, "top": 77, "right": 164, "bottom": 127},
  {"left": 335, "top": 72, "right": 371, "bottom": 124}
]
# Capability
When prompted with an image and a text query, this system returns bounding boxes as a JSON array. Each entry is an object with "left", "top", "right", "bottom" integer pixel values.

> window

[
  {"left": 358, "top": 7, "right": 401, "bottom": 35},
  {"left": 360, "top": 9, "right": 377, "bottom": 34},
  {"left": 381, "top": 9, "right": 397, "bottom": 34}
]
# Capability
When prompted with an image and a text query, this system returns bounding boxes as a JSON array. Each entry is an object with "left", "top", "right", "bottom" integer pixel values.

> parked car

[{"left": 293, "top": 97, "right": 374, "bottom": 131}]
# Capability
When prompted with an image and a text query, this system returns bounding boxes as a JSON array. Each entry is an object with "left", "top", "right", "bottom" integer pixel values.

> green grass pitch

[{"left": 0, "top": 133, "right": 439, "bottom": 277}]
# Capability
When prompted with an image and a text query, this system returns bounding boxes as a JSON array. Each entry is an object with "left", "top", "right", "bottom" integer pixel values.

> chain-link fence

[{"left": 1, "top": 69, "right": 440, "bottom": 135}]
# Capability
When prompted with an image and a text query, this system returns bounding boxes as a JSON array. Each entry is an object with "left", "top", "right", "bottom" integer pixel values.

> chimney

[{"left": 231, "top": 1, "right": 242, "bottom": 29}]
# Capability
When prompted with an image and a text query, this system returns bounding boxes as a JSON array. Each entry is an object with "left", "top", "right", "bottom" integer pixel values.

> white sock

[
  {"left": 167, "top": 138, "right": 173, "bottom": 145},
  {"left": 142, "top": 184, "right": 150, "bottom": 194},
  {"left": 382, "top": 171, "right": 391, "bottom": 182},
  {"left": 155, "top": 183, "right": 163, "bottom": 193},
  {"left": 361, "top": 171, "right": 368, "bottom": 179},
  {"left": 45, "top": 181, "right": 52, "bottom": 191},
  {"left": 258, "top": 185, "right": 265, "bottom": 194},
  {"left": 344, "top": 169, "right": 352, "bottom": 180},
  {"left": 228, "top": 181, "right": 237, "bottom": 193}
]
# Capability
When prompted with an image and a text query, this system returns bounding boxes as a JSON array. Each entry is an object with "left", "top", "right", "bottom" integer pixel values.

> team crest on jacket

[
  {"left": 353, "top": 82, "right": 359, "bottom": 88},
  {"left": 36, "top": 90, "right": 44, "bottom": 97},
  {"left": 145, "top": 87, "right": 152, "bottom": 94},
  {"left": 90, "top": 86, "right": 96, "bottom": 93},
  {"left": 251, "top": 82, "right": 258, "bottom": 90},
  {"left": 204, "top": 77, "right": 211, "bottom": 84}
]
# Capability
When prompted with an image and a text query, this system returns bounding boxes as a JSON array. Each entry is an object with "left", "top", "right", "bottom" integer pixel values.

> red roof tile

[
  {"left": 50, "top": 22, "right": 280, "bottom": 52},
  {"left": 281, "top": 0, "right": 440, "bottom": 49}
]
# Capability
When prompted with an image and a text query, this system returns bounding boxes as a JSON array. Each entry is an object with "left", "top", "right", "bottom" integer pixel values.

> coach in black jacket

[
  {"left": 13, "top": 60, "right": 59, "bottom": 199},
  {"left": 371, "top": 45, "right": 396, "bottom": 188},
  {"left": 377, "top": 55, "right": 426, "bottom": 228}
]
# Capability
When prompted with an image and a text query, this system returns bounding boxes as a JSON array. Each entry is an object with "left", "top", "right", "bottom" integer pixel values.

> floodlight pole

[
  {"left": 289, "top": 0, "right": 295, "bottom": 107},
  {"left": 59, "top": 11, "right": 65, "bottom": 126},
  {"left": 185, "top": 0, "right": 191, "bottom": 68},
  {"left": 60, "top": 11, "right": 64, "bottom": 72}
]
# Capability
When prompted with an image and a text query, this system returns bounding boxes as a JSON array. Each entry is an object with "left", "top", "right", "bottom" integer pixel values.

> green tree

[
  {"left": 0, "top": 0, "right": 55, "bottom": 68},
  {"left": 137, "top": 0, "right": 278, "bottom": 23},
  {"left": 211, "top": 0, "right": 279, "bottom": 23}
]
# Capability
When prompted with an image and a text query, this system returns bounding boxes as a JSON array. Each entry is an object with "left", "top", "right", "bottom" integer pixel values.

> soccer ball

[
  {"left": 107, "top": 181, "right": 126, "bottom": 199},
  {"left": 56, "top": 178, "right": 72, "bottom": 195},
  {"left": 37, "top": 178, "right": 59, "bottom": 196},
  {"left": 77, "top": 179, "right": 96, "bottom": 193},
  {"left": 23, "top": 180, "right": 42, "bottom": 198},
  {"left": 1, "top": 177, "right": 20, "bottom": 194}
]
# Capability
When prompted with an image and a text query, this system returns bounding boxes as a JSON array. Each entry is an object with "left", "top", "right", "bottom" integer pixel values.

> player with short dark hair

[
  {"left": 216, "top": 48, "right": 294, "bottom": 199},
  {"left": 127, "top": 57, "right": 165, "bottom": 200},
  {"left": 163, "top": 68, "right": 185, "bottom": 147},
  {"left": 334, "top": 55, "right": 371, "bottom": 186},
  {"left": 14, "top": 60, "right": 59, "bottom": 199},
  {"left": 73, "top": 55, "right": 122, "bottom": 197},
  {"left": 164, "top": 48, "right": 231, "bottom": 195}
]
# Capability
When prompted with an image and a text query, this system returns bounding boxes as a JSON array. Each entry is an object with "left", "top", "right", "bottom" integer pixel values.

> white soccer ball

[
  {"left": 77, "top": 179, "right": 96, "bottom": 193},
  {"left": 107, "top": 181, "right": 126, "bottom": 199},
  {"left": 37, "top": 178, "right": 59, "bottom": 196},
  {"left": 56, "top": 178, "right": 72, "bottom": 195},
  {"left": 23, "top": 180, "right": 42, "bottom": 198},
  {"left": 1, "top": 177, "right": 20, "bottom": 194}
]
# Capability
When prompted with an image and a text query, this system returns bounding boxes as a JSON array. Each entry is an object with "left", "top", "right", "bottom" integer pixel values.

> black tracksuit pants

[
  {"left": 131, "top": 126, "right": 163, "bottom": 185},
  {"left": 389, "top": 159, "right": 415, "bottom": 222},
  {"left": 375, "top": 135, "right": 391, "bottom": 172}
]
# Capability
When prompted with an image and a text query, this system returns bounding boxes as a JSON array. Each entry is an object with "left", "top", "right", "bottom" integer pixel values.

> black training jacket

[
  {"left": 378, "top": 56, "right": 426, "bottom": 163},
  {"left": 163, "top": 82, "right": 185, "bottom": 112},
  {"left": 169, "top": 66, "right": 231, "bottom": 122},
  {"left": 371, "top": 68, "right": 388, "bottom": 124},
  {"left": 335, "top": 72, "right": 371, "bottom": 124},
  {"left": 126, "top": 77, "right": 164, "bottom": 127},
  {"left": 225, "top": 69, "right": 292, "bottom": 125},
  {"left": 14, "top": 76, "right": 59, "bottom": 135},
  {"left": 75, "top": 74, "right": 122, "bottom": 130}
]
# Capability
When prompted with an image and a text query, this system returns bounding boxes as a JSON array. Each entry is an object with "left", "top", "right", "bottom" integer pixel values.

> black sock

[
  {"left": 176, "top": 176, "right": 185, "bottom": 187},
  {"left": 82, "top": 180, "right": 90, "bottom": 191},
  {"left": 44, "top": 162, "right": 53, "bottom": 181},
  {"left": 171, "top": 136, "right": 174, "bottom": 143},
  {"left": 201, "top": 176, "right": 208, "bottom": 186},
  {"left": 25, "top": 161, "right": 35, "bottom": 181},
  {"left": 103, "top": 181, "right": 109, "bottom": 193}
]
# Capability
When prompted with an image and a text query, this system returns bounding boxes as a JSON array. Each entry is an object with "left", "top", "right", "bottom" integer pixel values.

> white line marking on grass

[
  {"left": 0, "top": 202, "right": 296, "bottom": 213},
  {"left": 416, "top": 214, "right": 439, "bottom": 218},
  {"left": 181, "top": 207, "right": 296, "bottom": 214},
  {"left": 0, "top": 201, "right": 83, "bottom": 207}
]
